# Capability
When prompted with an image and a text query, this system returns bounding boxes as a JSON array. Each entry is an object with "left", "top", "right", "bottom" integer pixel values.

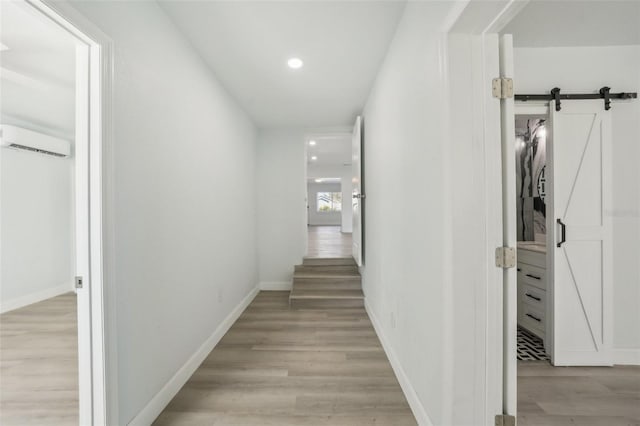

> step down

[
  {"left": 302, "top": 257, "right": 357, "bottom": 266},
  {"left": 290, "top": 260, "right": 363, "bottom": 309},
  {"left": 295, "top": 264, "right": 359, "bottom": 274},
  {"left": 292, "top": 278, "right": 361, "bottom": 291},
  {"left": 289, "top": 290, "right": 364, "bottom": 309}
]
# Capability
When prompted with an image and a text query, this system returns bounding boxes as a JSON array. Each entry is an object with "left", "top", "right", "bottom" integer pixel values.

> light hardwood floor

[
  {"left": 154, "top": 291, "right": 416, "bottom": 425},
  {"left": 0, "top": 292, "right": 78, "bottom": 426},
  {"left": 307, "top": 226, "right": 352, "bottom": 258},
  {"left": 518, "top": 361, "right": 640, "bottom": 426}
]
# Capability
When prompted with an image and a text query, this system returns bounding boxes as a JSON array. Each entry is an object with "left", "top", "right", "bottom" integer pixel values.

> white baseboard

[
  {"left": 128, "top": 286, "right": 259, "bottom": 426},
  {"left": 613, "top": 348, "right": 640, "bottom": 365},
  {"left": 259, "top": 281, "right": 292, "bottom": 291},
  {"left": 1, "top": 282, "right": 73, "bottom": 313},
  {"left": 365, "top": 299, "right": 433, "bottom": 426}
]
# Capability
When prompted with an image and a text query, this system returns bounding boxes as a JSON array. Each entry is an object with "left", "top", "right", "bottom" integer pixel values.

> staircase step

[
  {"left": 294, "top": 273, "right": 360, "bottom": 285},
  {"left": 289, "top": 259, "right": 363, "bottom": 309},
  {"left": 293, "top": 274, "right": 362, "bottom": 283},
  {"left": 289, "top": 289, "right": 365, "bottom": 309},
  {"left": 295, "top": 264, "right": 359, "bottom": 274},
  {"left": 302, "top": 257, "right": 357, "bottom": 266},
  {"left": 292, "top": 280, "right": 361, "bottom": 291}
]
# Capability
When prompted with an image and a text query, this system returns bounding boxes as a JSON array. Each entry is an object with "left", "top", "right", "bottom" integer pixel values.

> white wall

[
  {"left": 360, "top": 3, "right": 459, "bottom": 425},
  {"left": 307, "top": 181, "right": 341, "bottom": 226},
  {"left": 0, "top": 147, "right": 74, "bottom": 312},
  {"left": 68, "top": 2, "right": 259, "bottom": 424},
  {"left": 514, "top": 46, "right": 640, "bottom": 360},
  {"left": 256, "top": 129, "right": 307, "bottom": 286}
]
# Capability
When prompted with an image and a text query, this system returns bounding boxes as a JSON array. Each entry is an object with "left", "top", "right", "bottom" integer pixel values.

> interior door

[
  {"left": 352, "top": 116, "right": 363, "bottom": 266},
  {"left": 498, "top": 34, "right": 517, "bottom": 417},
  {"left": 549, "top": 100, "right": 612, "bottom": 366}
]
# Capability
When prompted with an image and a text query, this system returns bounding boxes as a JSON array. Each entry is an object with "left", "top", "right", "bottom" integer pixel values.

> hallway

[
  {"left": 307, "top": 226, "right": 352, "bottom": 258},
  {"left": 154, "top": 292, "right": 416, "bottom": 425}
]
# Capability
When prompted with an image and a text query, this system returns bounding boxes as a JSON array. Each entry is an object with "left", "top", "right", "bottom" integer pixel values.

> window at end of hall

[{"left": 317, "top": 192, "right": 342, "bottom": 212}]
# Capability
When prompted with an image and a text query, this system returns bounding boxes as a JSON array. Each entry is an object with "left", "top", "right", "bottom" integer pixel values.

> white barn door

[
  {"left": 549, "top": 100, "right": 613, "bottom": 366},
  {"left": 352, "top": 116, "right": 363, "bottom": 266}
]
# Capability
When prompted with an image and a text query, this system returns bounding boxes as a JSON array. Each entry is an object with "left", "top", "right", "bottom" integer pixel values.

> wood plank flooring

[
  {"left": 307, "top": 226, "right": 352, "bottom": 258},
  {"left": 0, "top": 293, "right": 78, "bottom": 426},
  {"left": 3, "top": 291, "right": 636, "bottom": 426},
  {"left": 518, "top": 361, "right": 640, "bottom": 426},
  {"left": 154, "top": 291, "right": 416, "bottom": 426}
]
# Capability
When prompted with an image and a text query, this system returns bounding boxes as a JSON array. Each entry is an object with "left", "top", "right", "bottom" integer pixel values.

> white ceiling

[
  {"left": 159, "top": 1, "right": 406, "bottom": 129},
  {"left": 0, "top": 1, "right": 76, "bottom": 141},
  {"left": 503, "top": 1, "right": 640, "bottom": 47},
  {"left": 306, "top": 133, "right": 351, "bottom": 168}
]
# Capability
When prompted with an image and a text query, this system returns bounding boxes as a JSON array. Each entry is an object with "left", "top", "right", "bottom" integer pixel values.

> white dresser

[{"left": 517, "top": 243, "right": 547, "bottom": 341}]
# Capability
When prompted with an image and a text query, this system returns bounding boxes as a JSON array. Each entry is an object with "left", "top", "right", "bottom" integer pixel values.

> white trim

[
  {"left": 481, "top": 33, "right": 504, "bottom": 425},
  {"left": 0, "top": 282, "right": 73, "bottom": 313},
  {"left": 259, "top": 281, "right": 292, "bottom": 291},
  {"left": 448, "top": 3, "right": 534, "bottom": 423},
  {"left": 485, "top": 0, "right": 530, "bottom": 34},
  {"left": 613, "top": 349, "right": 640, "bottom": 366},
  {"left": 365, "top": 299, "right": 433, "bottom": 426},
  {"left": 128, "top": 286, "right": 259, "bottom": 426},
  {"left": 29, "top": 1, "right": 115, "bottom": 423}
]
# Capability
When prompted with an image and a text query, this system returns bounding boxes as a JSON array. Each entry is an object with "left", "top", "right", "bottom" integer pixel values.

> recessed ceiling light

[
  {"left": 287, "top": 57, "right": 304, "bottom": 69},
  {"left": 315, "top": 178, "right": 323, "bottom": 183},
  {"left": 311, "top": 156, "right": 317, "bottom": 161},
  {"left": 309, "top": 140, "right": 316, "bottom": 146}
]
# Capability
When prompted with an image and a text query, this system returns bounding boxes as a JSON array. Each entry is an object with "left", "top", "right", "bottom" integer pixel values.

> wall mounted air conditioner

[{"left": 0, "top": 124, "right": 71, "bottom": 158}]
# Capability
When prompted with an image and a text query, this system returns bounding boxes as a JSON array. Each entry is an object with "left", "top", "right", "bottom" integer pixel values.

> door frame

[
  {"left": 303, "top": 129, "right": 352, "bottom": 256},
  {"left": 446, "top": 1, "right": 530, "bottom": 424},
  {"left": 25, "top": 1, "right": 116, "bottom": 423}
]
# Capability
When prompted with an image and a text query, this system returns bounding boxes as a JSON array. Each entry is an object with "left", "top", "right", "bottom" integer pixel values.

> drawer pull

[
  {"left": 525, "top": 293, "right": 541, "bottom": 302},
  {"left": 517, "top": 268, "right": 522, "bottom": 272},
  {"left": 526, "top": 273, "right": 542, "bottom": 280},
  {"left": 526, "top": 313, "right": 542, "bottom": 322}
]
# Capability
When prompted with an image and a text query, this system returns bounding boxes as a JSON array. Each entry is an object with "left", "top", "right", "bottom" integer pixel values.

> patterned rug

[{"left": 517, "top": 327, "right": 549, "bottom": 361}]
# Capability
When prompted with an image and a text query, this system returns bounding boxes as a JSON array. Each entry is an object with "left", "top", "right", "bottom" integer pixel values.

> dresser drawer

[
  {"left": 519, "top": 304, "right": 545, "bottom": 339},
  {"left": 517, "top": 249, "right": 546, "bottom": 268},
  {"left": 517, "top": 263, "right": 547, "bottom": 291},
  {"left": 519, "top": 283, "right": 546, "bottom": 311}
]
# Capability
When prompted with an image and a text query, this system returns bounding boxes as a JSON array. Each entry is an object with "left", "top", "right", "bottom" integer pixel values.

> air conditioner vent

[
  {"left": 6, "top": 143, "right": 67, "bottom": 157},
  {"left": 0, "top": 124, "right": 71, "bottom": 158}
]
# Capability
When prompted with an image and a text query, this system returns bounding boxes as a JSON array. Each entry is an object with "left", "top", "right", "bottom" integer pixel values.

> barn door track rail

[{"left": 515, "top": 87, "right": 637, "bottom": 111}]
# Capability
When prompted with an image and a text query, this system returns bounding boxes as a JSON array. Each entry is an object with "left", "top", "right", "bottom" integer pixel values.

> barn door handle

[{"left": 557, "top": 218, "right": 566, "bottom": 248}]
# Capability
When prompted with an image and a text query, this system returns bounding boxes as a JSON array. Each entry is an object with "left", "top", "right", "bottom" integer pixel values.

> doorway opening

[
  {"left": 304, "top": 133, "right": 353, "bottom": 258},
  {"left": 446, "top": 1, "right": 639, "bottom": 424},
  {"left": 500, "top": 2, "right": 640, "bottom": 425},
  {"left": 514, "top": 109, "right": 550, "bottom": 364},
  {"left": 0, "top": 2, "right": 80, "bottom": 423},
  {"left": 0, "top": 0, "right": 109, "bottom": 424}
]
